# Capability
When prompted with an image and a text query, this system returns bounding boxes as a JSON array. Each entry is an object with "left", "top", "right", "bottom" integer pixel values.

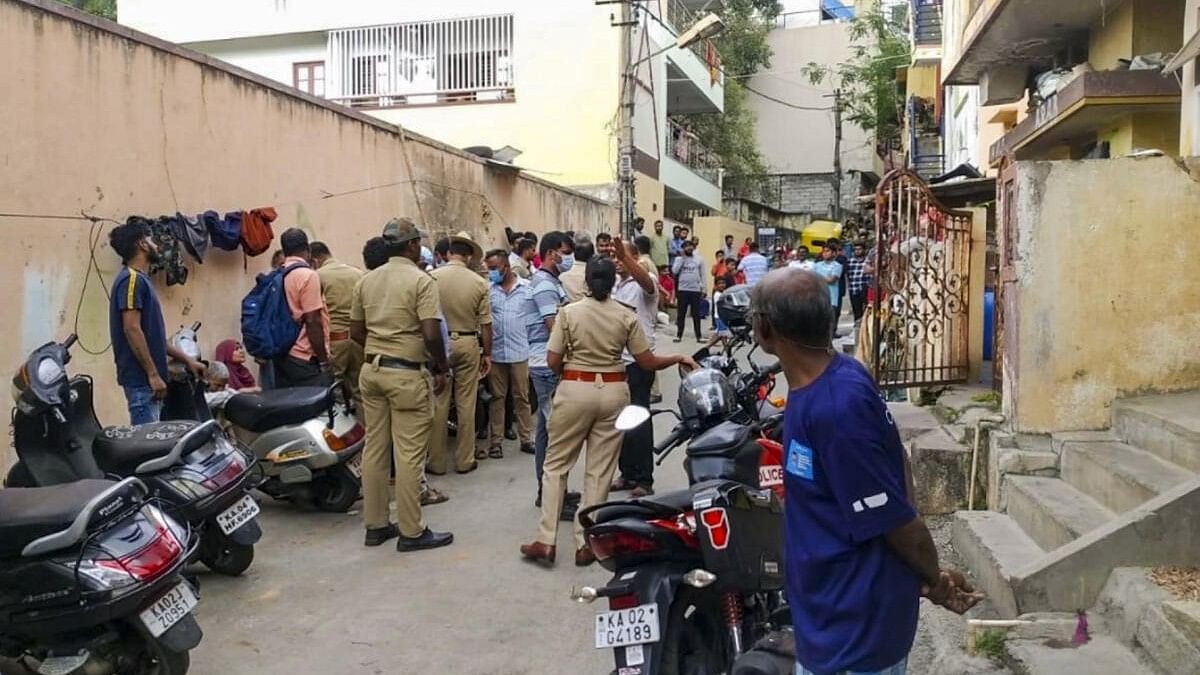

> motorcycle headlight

[{"left": 35, "top": 358, "right": 64, "bottom": 385}]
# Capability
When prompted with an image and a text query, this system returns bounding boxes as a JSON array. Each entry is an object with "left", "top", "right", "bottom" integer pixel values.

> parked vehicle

[
  {"left": 164, "top": 325, "right": 365, "bottom": 513},
  {"left": 576, "top": 360, "right": 789, "bottom": 675},
  {"left": 6, "top": 336, "right": 261, "bottom": 577},
  {"left": 0, "top": 476, "right": 202, "bottom": 674}
]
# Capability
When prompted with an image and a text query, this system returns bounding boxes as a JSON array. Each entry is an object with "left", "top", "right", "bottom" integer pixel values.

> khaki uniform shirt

[
  {"left": 430, "top": 260, "right": 492, "bottom": 334},
  {"left": 351, "top": 256, "right": 439, "bottom": 362},
  {"left": 317, "top": 259, "right": 363, "bottom": 333},
  {"left": 548, "top": 297, "right": 650, "bottom": 373},
  {"left": 559, "top": 264, "right": 587, "bottom": 303}
]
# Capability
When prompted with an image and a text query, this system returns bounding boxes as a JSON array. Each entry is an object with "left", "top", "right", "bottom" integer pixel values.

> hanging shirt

[{"left": 783, "top": 354, "right": 919, "bottom": 674}]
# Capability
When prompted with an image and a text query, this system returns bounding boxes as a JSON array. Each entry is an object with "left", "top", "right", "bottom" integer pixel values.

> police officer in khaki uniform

[
  {"left": 350, "top": 218, "right": 454, "bottom": 553},
  {"left": 428, "top": 231, "right": 494, "bottom": 474},
  {"left": 311, "top": 241, "right": 364, "bottom": 410},
  {"left": 520, "top": 253, "right": 695, "bottom": 567}
]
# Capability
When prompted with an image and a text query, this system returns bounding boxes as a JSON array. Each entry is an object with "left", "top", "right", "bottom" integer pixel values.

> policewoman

[{"left": 520, "top": 257, "right": 696, "bottom": 567}]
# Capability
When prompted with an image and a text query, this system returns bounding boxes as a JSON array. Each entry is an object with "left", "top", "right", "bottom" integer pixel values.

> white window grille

[{"left": 327, "top": 14, "right": 515, "bottom": 109}]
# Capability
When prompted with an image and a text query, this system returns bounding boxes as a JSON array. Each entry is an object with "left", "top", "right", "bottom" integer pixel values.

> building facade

[{"left": 117, "top": 0, "right": 727, "bottom": 225}]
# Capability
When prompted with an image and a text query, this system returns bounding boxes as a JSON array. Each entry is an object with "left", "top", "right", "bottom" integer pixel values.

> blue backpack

[{"left": 241, "top": 262, "right": 307, "bottom": 360}]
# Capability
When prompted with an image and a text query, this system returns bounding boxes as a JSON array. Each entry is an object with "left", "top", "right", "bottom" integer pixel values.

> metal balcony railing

[
  {"left": 910, "top": 0, "right": 943, "bottom": 46},
  {"left": 664, "top": 0, "right": 723, "bottom": 83},
  {"left": 667, "top": 119, "right": 722, "bottom": 185},
  {"left": 326, "top": 15, "right": 515, "bottom": 109}
]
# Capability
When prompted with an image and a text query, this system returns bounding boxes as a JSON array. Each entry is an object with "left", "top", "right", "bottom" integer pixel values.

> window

[{"left": 293, "top": 61, "right": 325, "bottom": 97}]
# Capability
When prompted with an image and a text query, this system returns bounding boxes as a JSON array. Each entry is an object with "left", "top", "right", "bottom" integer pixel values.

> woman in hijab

[{"left": 215, "top": 339, "right": 261, "bottom": 392}]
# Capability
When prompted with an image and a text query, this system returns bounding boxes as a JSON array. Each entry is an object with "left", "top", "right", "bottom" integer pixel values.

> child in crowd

[
  {"left": 704, "top": 275, "right": 735, "bottom": 351},
  {"left": 657, "top": 265, "right": 676, "bottom": 312}
]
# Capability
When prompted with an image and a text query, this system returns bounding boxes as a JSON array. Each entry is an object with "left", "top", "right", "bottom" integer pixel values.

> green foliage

[
  {"left": 974, "top": 629, "right": 1007, "bottom": 663},
  {"left": 801, "top": 0, "right": 910, "bottom": 149},
  {"left": 60, "top": 0, "right": 116, "bottom": 20},
  {"left": 680, "top": 0, "right": 781, "bottom": 195}
]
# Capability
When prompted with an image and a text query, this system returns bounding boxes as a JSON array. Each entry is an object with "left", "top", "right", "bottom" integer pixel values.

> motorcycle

[
  {"left": 164, "top": 324, "right": 366, "bottom": 513},
  {"left": 0, "top": 476, "right": 203, "bottom": 674},
  {"left": 575, "top": 362, "right": 789, "bottom": 675},
  {"left": 6, "top": 336, "right": 262, "bottom": 577}
]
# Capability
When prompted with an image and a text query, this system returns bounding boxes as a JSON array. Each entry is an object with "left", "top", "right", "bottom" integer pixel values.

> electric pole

[
  {"left": 832, "top": 88, "right": 844, "bottom": 222},
  {"left": 618, "top": 1, "right": 638, "bottom": 239}
]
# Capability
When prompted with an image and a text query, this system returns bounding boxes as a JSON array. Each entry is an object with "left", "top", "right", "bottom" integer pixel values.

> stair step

[
  {"left": 1008, "top": 635, "right": 1156, "bottom": 675},
  {"left": 1060, "top": 441, "right": 1191, "bottom": 513},
  {"left": 951, "top": 511, "right": 1043, "bottom": 617},
  {"left": 1004, "top": 475, "right": 1115, "bottom": 551},
  {"left": 1137, "top": 603, "right": 1200, "bottom": 675},
  {"left": 1114, "top": 392, "right": 1200, "bottom": 473},
  {"left": 1162, "top": 601, "right": 1200, "bottom": 647}
]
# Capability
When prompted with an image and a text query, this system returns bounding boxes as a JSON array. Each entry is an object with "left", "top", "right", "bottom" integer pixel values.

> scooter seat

[
  {"left": 93, "top": 421, "right": 198, "bottom": 475},
  {"left": 0, "top": 479, "right": 117, "bottom": 558},
  {"left": 224, "top": 387, "right": 333, "bottom": 433}
]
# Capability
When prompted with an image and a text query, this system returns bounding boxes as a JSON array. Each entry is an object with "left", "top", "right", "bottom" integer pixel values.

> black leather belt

[
  {"left": 368, "top": 355, "right": 423, "bottom": 370},
  {"left": 450, "top": 331, "right": 478, "bottom": 337}
]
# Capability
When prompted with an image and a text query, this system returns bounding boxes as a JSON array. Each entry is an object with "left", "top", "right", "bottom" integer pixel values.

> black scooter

[
  {"left": 6, "top": 336, "right": 262, "bottom": 577},
  {"left": 576, "top": 362, "right": 789, "bottom": 675},
  {"left": 0, "top": 476, "right": 202, "bottom": 675}
]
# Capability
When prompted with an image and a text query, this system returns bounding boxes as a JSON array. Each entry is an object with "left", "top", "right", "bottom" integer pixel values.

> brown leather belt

[
  {"left": 330, "top": 329, "right": 351, "bottom": 342},
  {"left": 562, "top": 370, "right": 627, "bottom": 383}
]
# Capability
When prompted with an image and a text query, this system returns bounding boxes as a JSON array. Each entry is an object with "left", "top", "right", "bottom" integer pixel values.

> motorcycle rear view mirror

[{"left": 615, "top": 406, "right": 652, "bottom": 431}]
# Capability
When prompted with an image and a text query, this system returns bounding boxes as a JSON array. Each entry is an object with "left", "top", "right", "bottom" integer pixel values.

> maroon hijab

[{"left": 215, "top": 339, "right": 256, "bottom": 390}]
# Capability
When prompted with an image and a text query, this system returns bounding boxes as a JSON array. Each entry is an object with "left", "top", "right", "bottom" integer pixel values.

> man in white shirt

[
  {"left": 738, "top": 241, "right": 770, "bottom": 287},
  {"left": 611, "top": 238, "right": 660, "bottom": 497}
]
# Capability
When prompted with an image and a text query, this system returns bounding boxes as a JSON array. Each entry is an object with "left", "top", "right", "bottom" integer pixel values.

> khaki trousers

[
  {"left": 359, "top": 365, "right": 431, "bottom": 538},
  {"left": 489, "top": 361, "right": 532, "bottom": 447},
  {"left": 429, "top": 335, "right": 482, "bottom": 473},
  {"left": 537, "top": 378, "right": 630, "bottom": 550},
  {"left": 330, "top": 338, "right": 364, "bottom": 412}
]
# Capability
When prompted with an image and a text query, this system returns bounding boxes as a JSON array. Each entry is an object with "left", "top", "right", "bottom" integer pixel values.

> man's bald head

[{"left": 751, "top": 268, "right": 834, "bottom": 351}]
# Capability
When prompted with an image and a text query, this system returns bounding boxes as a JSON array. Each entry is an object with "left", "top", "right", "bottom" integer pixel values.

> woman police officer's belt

[{"left": 561, "top": 370, "right": 626, "bottom": 383}]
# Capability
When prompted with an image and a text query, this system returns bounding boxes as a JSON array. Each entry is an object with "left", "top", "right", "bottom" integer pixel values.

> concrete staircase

[{"left": 952, "top": 391, "right": 1200, "bottom": 617}]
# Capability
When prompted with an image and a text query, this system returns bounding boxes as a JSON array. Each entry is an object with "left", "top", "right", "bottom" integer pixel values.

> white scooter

[{"left": 168, "top": 324, "right": 366, "bottom": 512}]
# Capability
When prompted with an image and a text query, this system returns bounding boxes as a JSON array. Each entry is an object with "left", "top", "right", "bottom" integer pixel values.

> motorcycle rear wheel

[
  {"left": 658, "top": 587, "right": 729, "bottom": 675},
  {"left": 199, "top": 532, "right": 254, "bottom": 576},
  {"left": 312, "top": 467, "right": 360, "bottom": 513}
]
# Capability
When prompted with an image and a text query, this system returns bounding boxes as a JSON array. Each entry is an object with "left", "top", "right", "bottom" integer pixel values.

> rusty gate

[{"left": 870, "top": 170, "right": 972, "bottom": 388}]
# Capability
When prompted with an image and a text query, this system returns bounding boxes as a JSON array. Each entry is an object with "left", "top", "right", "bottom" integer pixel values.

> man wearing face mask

[
  {"left": 524, "top": 230, "right": 575, "bottom": 506},
  {"left": 483, "top": 250, "right": 534, "bottom": 457},
  {"left": 108, "top": 219, "right": 206, "bottom": 424}
]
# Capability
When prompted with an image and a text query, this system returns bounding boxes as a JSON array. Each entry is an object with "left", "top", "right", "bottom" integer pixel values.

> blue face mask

[
  {"left": 558, "top": 253, "right": 576, "bottom": 272},
  {"left": 489, "top": 269, "right": 504, "bottom": 285}
]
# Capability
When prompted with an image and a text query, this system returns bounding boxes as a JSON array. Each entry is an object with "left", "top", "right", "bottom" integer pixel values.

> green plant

[
  {"left": 59, "top": 0, "right": 116, "bottom": 19},
  {"left": 971, "top": 390, "right": 1002, "bottom": 407},
  {"left": 800, "top": 0, "right": 910, "bottom": 154},
  {"left": 974, "top": 629, "right": 1007, "bottom": 663}
]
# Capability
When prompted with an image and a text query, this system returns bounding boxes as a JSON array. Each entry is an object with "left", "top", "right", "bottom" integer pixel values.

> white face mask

[{"left": 558, "top": 253, "right": 576, "bottom": 272}]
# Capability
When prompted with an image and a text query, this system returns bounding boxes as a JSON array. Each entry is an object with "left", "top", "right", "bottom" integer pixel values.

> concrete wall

[
  {"left": 692, "top": 215, "right": 757, "bottom": 283},
  {"left": 777, "top": 173, "right": 860, "bottom": 216},
  {"left": 749, "top": 23, "right": 875, "bottom": 175},
  {"left": 1183, "top": 0, "right": 1200, "bottom": 156},
  {"left": 0, "top": 0, "right": 616, "bottom": 463},
  {"left": 1003, "top": 157, "right": 1200, "bottom": 433}
]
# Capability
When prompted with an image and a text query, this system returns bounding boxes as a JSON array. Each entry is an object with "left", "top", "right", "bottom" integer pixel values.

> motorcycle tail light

[
  {"left": 324, "top": 423, "right": 365, "bottom": 451},
  {"left": 588, "top": 531, "right": 659, "bottom": 561},
  {"left": 202, "top": 458, "right": 246, "bottom": 491},
  {"left": 608, "top": 594, "right": 641, "bottom": 611},
  {"left": 648, "top": 516, "right": 700, "bottom": 549},
  {"left": 96, "top": 509, "right": 182, "bottom": 582}
]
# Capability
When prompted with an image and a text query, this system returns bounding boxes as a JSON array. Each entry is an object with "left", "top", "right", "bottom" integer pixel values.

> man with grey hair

[{"left": 751, "top": 268, "right": 982, "bottom": 675}]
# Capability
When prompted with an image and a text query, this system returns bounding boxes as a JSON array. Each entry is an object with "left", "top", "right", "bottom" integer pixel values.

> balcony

[
  {"left": 911, "top": 0, "right": 943, "bottom": 46},
  {"left": 654, "top": 0, "right": 724, "bottom": 114},
  {"left": 908, "top": 95, "right": 944, "bottom": 179},
  {"left": 325, "top": 15, "right": 515, "bottom": 109},
  {"left": 662, "top": 119, "right": 723, "bottom": 211},
  {"left": 945, "top": 0, "right": 1107, "bottom": 86},
  {"left": 988, "top": 69, "right": 1181, "bottom": 165}
]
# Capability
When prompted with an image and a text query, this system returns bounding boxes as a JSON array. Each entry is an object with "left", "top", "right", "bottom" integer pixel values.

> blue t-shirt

[
  {"left": 783, "top": 354, "right": 919, "bottom": 674},
  {"left": 110, "top": 267, "right": 168, "bottom": 388},
  {"left": 812, "top": 260, "right": 844, "bottom": 306}
]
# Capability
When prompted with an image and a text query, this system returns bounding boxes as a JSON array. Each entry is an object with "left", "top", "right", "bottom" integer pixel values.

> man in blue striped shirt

[
  {"left": 737, "top": 240, "right": 770, "bottom": 287},
  {"left": 484, "top": 249, "right": 534, "bottom": 458}
]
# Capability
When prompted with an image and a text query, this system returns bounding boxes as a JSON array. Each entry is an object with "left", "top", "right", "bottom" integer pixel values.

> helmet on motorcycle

[
  {"left": 677, "top": 369, "right": 737, "bottom": 424},
  {"left": 716, "top": 284, "right": 753, "bottom": 328}
]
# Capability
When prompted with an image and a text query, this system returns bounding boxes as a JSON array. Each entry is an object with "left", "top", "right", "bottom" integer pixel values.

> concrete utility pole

[
  {"left": 617, "top": 0, "right": 638, "bottom": 239},
  {"left": 832, "top": 88, "right": 844, "bottom": 221}
]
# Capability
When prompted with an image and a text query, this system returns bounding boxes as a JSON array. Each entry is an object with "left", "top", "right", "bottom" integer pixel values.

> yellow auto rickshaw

[{"left": 800, "top": 220, "right": 844, "bottom": 255}]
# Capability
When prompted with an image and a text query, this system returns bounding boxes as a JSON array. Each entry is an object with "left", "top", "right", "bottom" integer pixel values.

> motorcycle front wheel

[{"left": 658, "top": 587, "right": 729, "bottom": 675}]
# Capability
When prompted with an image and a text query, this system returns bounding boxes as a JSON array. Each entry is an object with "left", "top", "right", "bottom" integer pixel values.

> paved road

[{"left": 189, "top": 331, "right": 714, "bottom": 674}]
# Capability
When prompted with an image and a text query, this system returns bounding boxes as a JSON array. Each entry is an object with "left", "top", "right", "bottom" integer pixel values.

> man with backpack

[{"left": 270, "top": 229, "right": 331, "bottom": 387}]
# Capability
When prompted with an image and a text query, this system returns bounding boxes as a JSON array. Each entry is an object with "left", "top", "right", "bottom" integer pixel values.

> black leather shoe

[
  {"left": 505, "top": 428, "right": 518, "bottom": 441},
  {"left": 364, "top": 524, "right": 400, "bottom": 547},
  {"left": 396, "top": 528, "right": 454, "bottom": 552},
  {"left": 559, "top": 501, "right": 578, "bottom": 523},
  {"left": 520, "top": 442, "right": 535, "bottom": 455},
  {"left": 564, "top": 491, "right": 582, "bottom": 504}
]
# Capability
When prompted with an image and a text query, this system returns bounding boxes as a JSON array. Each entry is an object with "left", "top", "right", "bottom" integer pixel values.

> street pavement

[{"left": 188, "top": 330, "right": 715, "bottom": 675}]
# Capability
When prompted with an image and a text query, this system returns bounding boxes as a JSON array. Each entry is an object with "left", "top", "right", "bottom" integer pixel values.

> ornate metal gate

[{"left": 870, "top": 170, "right": 972, "bottom": 388}]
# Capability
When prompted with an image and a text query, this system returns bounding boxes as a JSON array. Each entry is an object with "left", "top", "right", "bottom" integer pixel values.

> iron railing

[
  {"left": 664, "top": 0, "right": 723, "bottom": 82},
  {"left": 910, "top": 0, "right": 943, "bottom": 45},
  {"left": 326, "top": 15, "right": 515, "bottom": 109},
  {"left": 666, "top": 118, "right": 722, "bottom": 185}
]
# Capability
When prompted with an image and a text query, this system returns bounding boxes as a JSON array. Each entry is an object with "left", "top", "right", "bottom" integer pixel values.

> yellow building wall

[
  {"left": 1089, "top": 1, "right": 1135, "bottom": 71},
  {"left": 1091, "top": 0, "right": 1185, "bottom": 71},
  {"left": 906, "top": 63, "right": 941, "bottom": 101},
  {"left": 1132, "top": 111, "right": 1183, "bottom": 153},
  {"left": 1098, "top": 115, "right": 1136, "bottom": 156},
  {"left": 1004, "top": 157, "right": 1200, "bottom": 432},
  {"left": 634, "top": 172, "right": 666, "bottom": 228},
  {"left": 692, "top": 215, "right": 756, "bottom": 289}
]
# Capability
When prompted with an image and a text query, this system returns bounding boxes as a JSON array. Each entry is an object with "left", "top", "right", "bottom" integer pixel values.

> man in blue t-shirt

[
  {"left": 108, "top": 220, "right": 206, "bottom": 425},
  {"left": 749, "top": 268, "right": 982, "bottom": 675}
]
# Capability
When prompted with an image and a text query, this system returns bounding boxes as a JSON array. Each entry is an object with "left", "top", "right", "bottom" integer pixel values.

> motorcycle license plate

[
  {"left": 594, "top": 603, "right": 660, "bottom": 649},
  {"left": 139, "top": 582, "right": 198, "bottom": 638},
  {"left": 216, "top": 494, "right": 260, "bottom": 535},
  {"left": 346, "top": 454, "right": 363, "bottom": 479}
]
